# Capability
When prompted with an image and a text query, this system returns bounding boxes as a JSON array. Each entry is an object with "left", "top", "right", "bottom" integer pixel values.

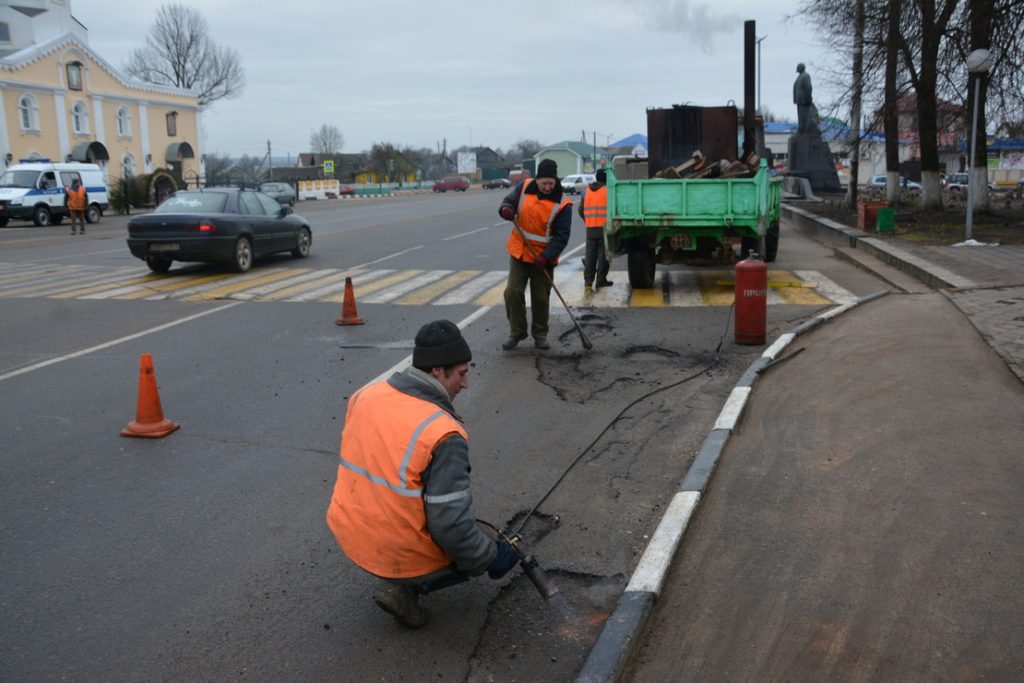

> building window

[
  {"left": 72, "top": 101, "right": 89, "bottom": 135},
  {"left": 0, "top": 22, "right": 10, "bottom": 43},
  {"left": 66, "top": 61, "right": 83, "bottom": 91},
  {"left": 19, "top": 94, "right": 40, "bottom": 131},
  {"left": 166, "top": 111, "right": 178, "bottom": 136},
  {"left": 117, "top": 106, "right": 132, "bottom": 137},
  {"left": 122, "top": 154, "right": 136, "bottom": 178}
]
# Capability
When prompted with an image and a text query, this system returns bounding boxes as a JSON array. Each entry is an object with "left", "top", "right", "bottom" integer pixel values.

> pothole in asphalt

[
  {"left": 467, "top": 571, "right": 625, "bottom": 682},
  {"left": 621, "top": 345, "right": 681, "bottom": 362}
]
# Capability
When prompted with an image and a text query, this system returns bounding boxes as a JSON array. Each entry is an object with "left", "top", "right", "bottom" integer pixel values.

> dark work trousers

[
  {"left": 504, "top": 255, "right": 553, "bottom": 339},
  {"left": 583, "top": 226, "right": 609, "bottom": 285},
  {"left": 390, "top": 564, "right": 469, "bottom": 595}
]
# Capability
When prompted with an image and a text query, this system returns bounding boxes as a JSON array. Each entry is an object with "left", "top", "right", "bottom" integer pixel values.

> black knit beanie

[
  {"left": 595, "top": 168, "right": 607, "bottom": 183},
  {"left": 412, "top": 320, "right": 472, "bottom": 370},
  {"left": 536, "top": 159, "right": 558, "bottom": 180}
]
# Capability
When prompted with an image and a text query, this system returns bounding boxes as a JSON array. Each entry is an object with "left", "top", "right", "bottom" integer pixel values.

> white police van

[{"left": 0, "top": 160, "right": 109, "bottom": 227}]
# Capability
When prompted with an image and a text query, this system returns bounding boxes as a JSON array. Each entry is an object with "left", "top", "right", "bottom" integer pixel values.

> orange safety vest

[
  {"left": 506, "top": 189, "right": 571, "bottom": 265},
  {"left": 325, "top": 380, "right": 468, "bottom": 578},
  {"left": 66, "top": 186, "right": 87, "bottom": 211},
  {"left": 582, "top": 185, "right": 607, "bottom": 228}
]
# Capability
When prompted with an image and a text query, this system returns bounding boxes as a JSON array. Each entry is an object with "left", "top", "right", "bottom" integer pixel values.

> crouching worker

[{"left": 326, "top": 320, "right": 520, "bottom": 628}]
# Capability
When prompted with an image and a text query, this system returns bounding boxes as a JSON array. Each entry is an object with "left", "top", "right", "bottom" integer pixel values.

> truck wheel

[
  {"left": 627, "top": 244, "right": 656, "bottom": 288},
  {"left": 85, "top": 205, "right": 101, "bottom": 224},
  {"left": 32, "top": 206, "right": 52, "bottom": 227},
  {"left": 765, "top": 222, "right": 780, "bottom": 262}
]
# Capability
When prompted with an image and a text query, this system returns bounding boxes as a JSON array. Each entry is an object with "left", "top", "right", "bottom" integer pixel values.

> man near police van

[
  {"left": 326, "top": 320, "right": 519, "bottom": 628},
  {"left": 64, "top": 177, "right": 88, "bottom": 235}
]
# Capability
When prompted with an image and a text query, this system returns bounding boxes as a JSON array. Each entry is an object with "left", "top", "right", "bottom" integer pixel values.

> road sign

[{"left": 323, "top": 160, "right": 334, "bottom": 175}]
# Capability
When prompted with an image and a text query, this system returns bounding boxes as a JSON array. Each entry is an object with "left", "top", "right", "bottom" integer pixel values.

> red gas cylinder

[{"left": 734, "top": 253, "right": 767, "bottom": 345}]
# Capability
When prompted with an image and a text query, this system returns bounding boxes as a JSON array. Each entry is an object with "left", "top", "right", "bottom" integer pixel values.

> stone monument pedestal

[{"left": 788, "top": 134, "right": 841, "bottom": 192}]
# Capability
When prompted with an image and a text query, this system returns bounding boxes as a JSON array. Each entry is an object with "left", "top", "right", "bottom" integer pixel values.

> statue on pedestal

[{"left": 793, "top": 63, "right": 820, "bottom": 136}]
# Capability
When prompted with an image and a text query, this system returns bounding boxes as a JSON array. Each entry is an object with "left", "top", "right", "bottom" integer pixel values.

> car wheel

[
  {"left": 232, "top": 237, "right": 253, "bottom": 273},
  {"left": 145, "top": 256, "right": 173, "bottom": 273},
  {"left": 85, "top": 205, "right": 101, "bottom": 224},
  {"left": 291, "top": 227, "right": 311, "bottom": 258},
  {"left": 32, "top": 206, "right": 52, "bottom": 227}
]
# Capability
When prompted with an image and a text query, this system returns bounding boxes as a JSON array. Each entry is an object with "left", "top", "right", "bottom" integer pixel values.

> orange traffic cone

[
  {"left": 335, "top": 276, "right": 365, "bottom": 325},
  {"left": 120, "top": 353, "right": 180, "bottom": 438}
]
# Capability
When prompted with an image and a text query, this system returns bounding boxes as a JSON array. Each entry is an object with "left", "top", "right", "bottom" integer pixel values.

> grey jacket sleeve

[
  {"left": 499, "top": 183, "right": 523, "bottom": 216},
  {"left": 422, "top": 433, "right": 497, "bottom": 576}
]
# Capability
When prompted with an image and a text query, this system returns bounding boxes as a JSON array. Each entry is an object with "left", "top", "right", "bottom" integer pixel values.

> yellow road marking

[
  {"left": 324, "top": 270, "right": 423, "bottom": 303},
  {"left": 0, "top": 269, "right": 135, "bottom": 297},
  {"left": 698, "top": 270, "right": 734, "bottom": 305},
  {"left": 628, "top": 287, "right": 666, "bottom": 307},
  {"left": 474, "top": 280, "right": 507, "bottom": 306},
  {"left": 183, "top": 269, "right": 309, "bottom": 301},
  {"left": 130, "top": 272, "right": 236, "bottom": 297},
  {"left": 396, "top": 270, "right": 481, "bottom": 305}
]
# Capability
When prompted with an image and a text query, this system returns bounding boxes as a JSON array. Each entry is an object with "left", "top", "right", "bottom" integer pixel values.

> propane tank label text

[{"left": 742, "top": 289, "right": 767, "bottom": 297}]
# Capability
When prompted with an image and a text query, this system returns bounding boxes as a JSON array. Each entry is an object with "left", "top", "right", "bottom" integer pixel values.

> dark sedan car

[
  {"left": 126, "top": 188, "right": 312, "bottom": 273},
  {"left": 482, "top": 178, "right": 512, "bottom": 189}
]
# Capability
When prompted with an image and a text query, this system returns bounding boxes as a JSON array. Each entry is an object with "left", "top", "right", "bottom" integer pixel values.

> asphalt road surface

[{"left": 1, "top": 190, "right": 889, "bottom": 681}]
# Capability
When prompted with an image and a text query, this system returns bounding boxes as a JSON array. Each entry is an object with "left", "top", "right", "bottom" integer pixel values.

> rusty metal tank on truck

[{"left": 604, "top": 156, "right": 782, "bottom": 288}]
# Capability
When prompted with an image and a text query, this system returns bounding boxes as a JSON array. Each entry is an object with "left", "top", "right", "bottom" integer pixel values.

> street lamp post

[{"left": 965, "top": 48, "right": 993, "bottom": 242}]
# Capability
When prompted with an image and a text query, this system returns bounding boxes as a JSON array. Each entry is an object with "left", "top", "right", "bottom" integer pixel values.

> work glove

[
  {"left": 487, "top": 539, "right": 520, "bottom": 579},
  {"left": 533, "top": 253, "right": 551, "bottom": 269},
  {"left": 499, "top": 204, "right": 515, "bottom": 221}
]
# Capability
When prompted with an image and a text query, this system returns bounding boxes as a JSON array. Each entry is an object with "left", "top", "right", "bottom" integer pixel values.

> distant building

[
  {"left": 0, "top": 0, "right": 201, "bottom": 188},
  {"left": 534, "top": 140, "right": 612, "bottom": 176}
]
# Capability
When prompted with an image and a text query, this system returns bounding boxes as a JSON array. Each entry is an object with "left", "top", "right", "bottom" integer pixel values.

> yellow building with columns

[{"left": 0, "top": 0, "right": 201, "bottom": 194}]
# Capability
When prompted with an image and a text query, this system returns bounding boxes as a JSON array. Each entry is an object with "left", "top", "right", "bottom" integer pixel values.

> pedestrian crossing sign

[{"left": 323, "top": 160, "right": 334, "bottom": 175}]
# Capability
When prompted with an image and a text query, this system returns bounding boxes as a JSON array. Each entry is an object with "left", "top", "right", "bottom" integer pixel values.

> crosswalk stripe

[
  {"left": 232, "top": 268, "right": 343, "bottom": 300},
  {"left": 436, "top": 271, "right": 507, "bottom": 305},
  {"left": 323, "top": 270, "right": 422, "bottom": 303},
  {"left": 398, "top": 270, "right": 481, "bottom": 305},
  {"left": 362, "top": 270, "right": 453, "bottom": 304},
  {"left": 0, "top": 260, "right": 856, "bottom": 309},
  {"left": 284, "top": 270, "right": 379, "bottom": 302},
  {"left": 180, "top": 268, "right": 298, "bottom": 301}
]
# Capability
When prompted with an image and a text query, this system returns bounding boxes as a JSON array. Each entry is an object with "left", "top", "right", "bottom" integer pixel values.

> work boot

[
  {"left": 584, "top": 284, "right": 593, "bottom": 295},
  {"left": 595, "top": 279, "right": 614, "bottom": 289},
  {"left": 502, "top": 334, "right": 526, "bottom": 350},
  {"left": 373, "top": 584, "right": 428, "bottom": 629},
  {"left": 70, "top": 230, "right": 76, "bottom": 235},
  {"left": 534, "top": 337, "right": 550, "bottom": 350}
]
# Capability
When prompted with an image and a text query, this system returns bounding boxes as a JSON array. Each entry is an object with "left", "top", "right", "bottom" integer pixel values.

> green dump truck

[{"left": 605, "top": 160, "right": 783, "bottom": 288}]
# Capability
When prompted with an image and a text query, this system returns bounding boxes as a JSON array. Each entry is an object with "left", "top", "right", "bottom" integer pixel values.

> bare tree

[
  {"left": 124, "top": 3, "right": 244, "bottom": 106},
  {"left": 309, "top": 124, "right": 344, "bottom": 156},
  {"left": 504, "top": 139, "right": 543, "bottom": 165},
  {"left": 202, "top": 152, "right": 232, "bottom": 185}
]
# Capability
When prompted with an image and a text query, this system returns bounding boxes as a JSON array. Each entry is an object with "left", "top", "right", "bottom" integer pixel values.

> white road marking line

[
  {"left": 795, "top": 269, "right": 857, "bottom": 305},
  {"left": 0, "top": 301, "right": 243, "bottom": 382},
  {"left": 232, "top": 268, "right": 339, "bottom": 299},
  {"left": 433, "top": 271, "right": 507, "bottom": 305},
  {"left": 443, "top": 226, "right": 493, "bottom": 241}
]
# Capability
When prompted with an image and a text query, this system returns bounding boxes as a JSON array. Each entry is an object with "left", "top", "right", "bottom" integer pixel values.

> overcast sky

[{"left": 71, "top": 0, "right": 838, "bottom": 159}]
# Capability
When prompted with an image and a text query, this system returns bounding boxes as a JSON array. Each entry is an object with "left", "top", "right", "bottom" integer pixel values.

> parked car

[
  {"left": 337, "top": 185, "right": 355, "bottom": 196},
  {"left": 943, "top": 172, "right": 996, "bottom": 191},
  {"left": 483, "top": 178, "right": 512, "bottom": 190},
  {"left": 126, "top": 188, "right": 312, "bottom": 274},
  {"left": 432, "top": 176, "right": 470, "bottom": 192},
  {"left": 867, "top": 174, "right": 921, "bottom": 190},
  {"left": 259, "top": 181, "right": 296, "bottom": 206},
  {"left": 561, "top": 173, "right": 595, "bottom": 194}
]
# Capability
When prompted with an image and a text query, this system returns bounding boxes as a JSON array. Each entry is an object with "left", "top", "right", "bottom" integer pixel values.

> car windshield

[
  {"left": 0, "top": 170, "right": 40, "bottom": 188},
  {"left": 155, "top": 192, "right": 228, "bottom": 213}
]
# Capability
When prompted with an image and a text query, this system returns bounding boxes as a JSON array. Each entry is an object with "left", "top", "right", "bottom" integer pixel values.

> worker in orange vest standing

[
  {"left": 326, "top": 320, "right": 519, "bottom": 628},
  {"left": 64, "top": 177, "right": 88, "bottom": 235},
  {"left": 578, "top": 168, "right": 613, "bottom": 292},
  {"left": 497, "top": 158, "right": 572, "bottom": 351}
]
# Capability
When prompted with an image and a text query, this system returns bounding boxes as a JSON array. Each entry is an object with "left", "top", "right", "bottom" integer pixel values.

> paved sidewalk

[{"left": 576, "top": 205, "right": 1024, "bottom": 681}]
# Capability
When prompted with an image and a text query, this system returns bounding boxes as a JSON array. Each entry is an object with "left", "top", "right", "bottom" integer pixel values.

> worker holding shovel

[{"left": 498, "top": 158, "right": 573, "bottom": 351}]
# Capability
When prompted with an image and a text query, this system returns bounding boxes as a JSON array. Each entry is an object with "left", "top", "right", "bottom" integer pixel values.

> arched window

[
  {"left": 117, "top": 106, "right": 132, "bottom": 137},
  {"left": 122, "top": 153, "right": 136, "bottom": 178},
  {"left": 72, "top": 101, "right": 89, "bottom": 135},
  {"left": 19, "top": 94, "right": 40, "bottom": 131}
]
